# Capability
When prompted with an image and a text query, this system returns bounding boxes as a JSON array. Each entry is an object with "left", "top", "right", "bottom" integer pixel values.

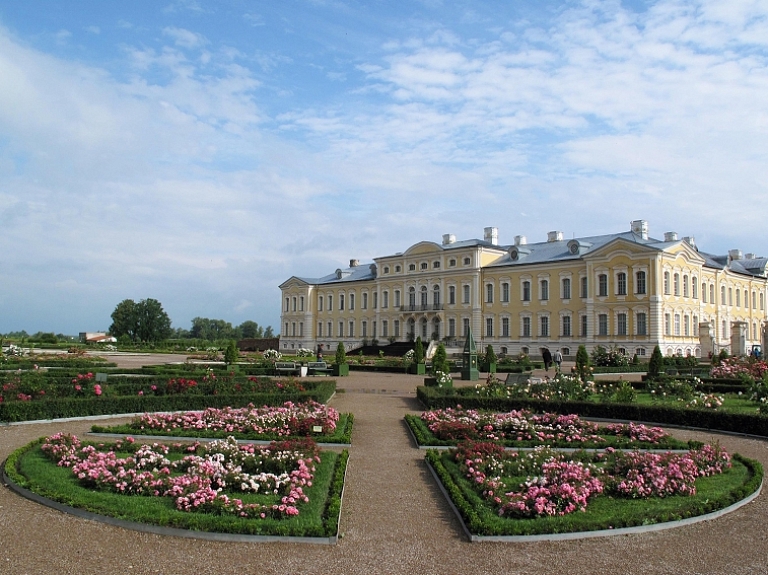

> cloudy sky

[{"left": 1, "top": 0, "right": 767, "bottom": 336}]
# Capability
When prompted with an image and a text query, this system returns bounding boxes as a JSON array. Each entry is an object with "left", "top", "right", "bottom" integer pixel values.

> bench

[
  {"left": 307, "top": 361, "right": 332, "bottom": 376},
  {"left": 275, "top": 361, "right": 300, "bottom": 376}
]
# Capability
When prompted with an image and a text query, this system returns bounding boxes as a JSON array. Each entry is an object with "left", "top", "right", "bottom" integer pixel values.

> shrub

[
  {"left": 648, "top": 345, "right": 663, "bottom": 379},
  {"left": 334, "top": 342, "right": 347, "bottom": 365},
  {"left": 414, "top": 337, "right": 425, "bottom": 364},
  {"left": 432, "top": 343, "right": 449, "bottom": 376},
  {"left": 485, "top": 345, "right": 497, "bottom": 365},
  {"left": 575, "top": 345, "right": 590, "bottom": 382}
]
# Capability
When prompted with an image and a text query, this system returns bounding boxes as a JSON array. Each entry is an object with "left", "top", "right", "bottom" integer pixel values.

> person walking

[
  {"left": 553, "top": 349, "right": 563, "bottom": 372},
  {"left": 542, "top": 348, "right": 552, "bottom": 372}
]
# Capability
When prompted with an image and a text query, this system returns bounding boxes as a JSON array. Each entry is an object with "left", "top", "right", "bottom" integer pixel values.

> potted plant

[
  {"left": 333, "top": 342, "right": 349, "bottom": 376},
  {"left": 482, "top": 344, "right": 497, "bottom": 373},
  {"left": 410, "top": 336, "right": 426, "bottom": 375}
]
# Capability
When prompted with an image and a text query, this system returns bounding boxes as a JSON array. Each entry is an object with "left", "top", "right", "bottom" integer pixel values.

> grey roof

[
  {"left": 296, "top": 264, "right": 376, "bottom": 286},
  {"left": 699, "top": 251, "right": 768, "bottom": 276}
]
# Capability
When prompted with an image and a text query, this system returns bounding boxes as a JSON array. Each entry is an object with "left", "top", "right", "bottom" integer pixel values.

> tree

[
  {"left": 575, "top": 345, "right": 590, "bottom": 382},
  {"left": 485, "top": 344, "right": 497, "bottom": 365},
  {"left": 110, "top": 298, "right": 172, "bottom": 343},
  {"left": 239, "top": 320, "right": 263, "bottom": 339},
  {"left": 648, "top": 345, "right": 664, "bottom": 379},
  {"left": 414, "top": 336, "right": 425, "bottom": 364},
  {"left": 264, "top": 326, "right": 275, "bottom": 338},
  {"left": 432, "top": 343, "right": 448, "bottom": 375},
  {"left": 224, "top": 340, "right": 239, "bottom": 366},
  {"left": 190, "top": 317, "right": 236, "bottom": 341},
  {"left": 335, "top": 341, "right": 347, "bottom": 365}
]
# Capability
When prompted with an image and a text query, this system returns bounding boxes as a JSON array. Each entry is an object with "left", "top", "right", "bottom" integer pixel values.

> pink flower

[{"left": 94, "top": 385, "right": 102, "bottom": 396}]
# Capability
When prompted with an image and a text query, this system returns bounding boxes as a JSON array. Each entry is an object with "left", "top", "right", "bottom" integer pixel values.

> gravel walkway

[{"left": 2, "top": 369, "right": 768, "bottom": 575}]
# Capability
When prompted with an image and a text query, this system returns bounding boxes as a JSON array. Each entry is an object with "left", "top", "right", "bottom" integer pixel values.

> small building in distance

[{"left": 79, "top": 332, "right": 117, "bottom": 344}]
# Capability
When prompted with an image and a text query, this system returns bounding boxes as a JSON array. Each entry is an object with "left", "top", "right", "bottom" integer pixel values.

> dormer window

[
  {"left": 433, "top": 261, "right": 440, "bottom": 269},
  {"left": 420, "top": 262, "right": 428, "bottom": 270},
  {"left": 395, "top": 265, "right": 401, "bottom": 272},
  {"left": 449, "top": 259, "right": 457, "bottom": 267},
  {"left": 383, "top": 266, "right": 390, "bottom": 274},
  {"left": 409, "top": 263, "right": 416, "bottom": 271},
  {"left": 463, "top": 257, "right": 471, "bottom": 265}
]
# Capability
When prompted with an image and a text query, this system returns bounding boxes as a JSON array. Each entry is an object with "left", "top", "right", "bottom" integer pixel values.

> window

[
  {"left": 502, "top": 282, "right": 510, "bottom": 303},
  {"left": 362, "top": 292, "right": 368, "bottom": 309},
  {"left": 702, "top": 284, "right": 707, "bottom": 303},
  {"left": 292, "top": 297, "right": 297, "bottom": 312},
  {"left": 420, "top": 262, "right": 428, "bottom": 270},
  {"left": 664, "top": 272, "right": 670, "bottom": 295},
  {"left": 753, "top": 291, "right": 757, "bottom": 309},
  {"left": 421, "top": 286, "right": 428, "bottom": 307},
  {"left": 710, "top": 284, "right": 715, "bottom": 304},
  {"left": 339, "top": 294, "right": 344, "bottom": 310},
  {"left": 581, "top": 315, "right": 588, "bottom": 337},
  {"left": 409, "top": 287, "right": 416, "bottom": 307},
  {"left": 463, "top": 285, "right": 470, "bottom": 304},
  {"left": 382, "top": 291, "right": 388, "bottom": 309},
  {"left": 486, "top": 317, "right": 493, "bottom": 337},
  {"left": 394, "top": 320, "right": 400, "bottom": 337},
  {"left": 449, "top": 259, "right": 456, "bottom": 267},
  {"left": 362, "top": 321, "right": 367, "bottom": 337},
  {"left": 318, "top": 322, "right": 323, "bottom": 336},
  {"left": 395, "top": 265, "right": 401, "bottom": 272},
  {"left": 299, "top": 322, "right": 303, "bottom": 336},
  {"left": 327, "top": 321, "right": 332, "bottom": 337},
  {"left": 409, "top": 264, "right": 416, "bottom": 271},
  {"left": 486, "top": 283, "right": 494, "bottom": 303},
  {"left": 449, "top": 286, "right": 456, "bottom": 305},
  {"left": 284, "top": 297, "right": 289, "bottom": 312},
  {"left": 665, "top": 314, "right": 671, "bottom": 335},
  {"left": 382, "top": 320, "right": 388, "bottom": 337},
  {"left": 318, "top": 296, "right": 323, "bottom": 312},
  {"left": 728, "top": 287, "right": 732, "bottom": 306},
  {"left": 448, "top": 318, "right": 456, "bottom": 337},
  {"left": 722, "top": 320, "right": 727, "bottom": 339},
  {"left": 372, "top": 321, "right": 377, "bottom": 337},
  {"left": 636, "top": 271, "right": 647, "bottom": 295},
  {"left": 463, "top": 257, "right": 471, "bottom": 265},
  {"left": 291, "top": 322, "right": 296, "bottom": 336},
  {"left": 581, "top": 276, "right": 588, "bottom": 298},
  {"left": 349, "top": 294, "right": 354, "bottom": 310},
  {"left": 433, "top": 285, "right": 440, "bottom": 307},
  {"left": 562, "top": 315, "right": 571, "bottom": 337},
  {"left": 349, "top": 321, "right": 354, "bottom": 337},
  {"left": 328, "top": 295, "right": 333, "bottom": 311},
  {"left": 637, "top": 312, "right": 647, "bottom": 336},
  {"left": 762, "top": 292, "right": 765, "bottom": 311},
  {"left": 338, "top": 321, "right": 344, "bottom": 337},
  {"left": 463, "top": 318, "right": 470, "bottom": 336},
  {"left": 502, "top": 317, "right": 510, "bottom": 337},
  {"left": 522, "top": 281, "right": 531, "bottom": 302},
  {"left": 522, "top": 317, "right": 531, "bottom": 337},
  {"left": 683, "top": 275, "right": 689, "bottom": 297},
  {"left": 433, "top": 261, "right": 440, "bottom": 269},
  {"left": 598, "top": 314, "right": 608, "bottom": 336},
  {"left": 673, "top": 273, "right": 680, "bottom": 296},
  {"left": 617, "top": 273, "right": 627, "bottom": 296},
  {"left": 383, "top": 266, "right": 390, "bottom": 274},
  {"left": 598, "top": 274, "right": 608, "bottom": 297},
  {"left": 692, "top": 278, "right": 698, "bottom": 299},
  {"left": 394, "top": 290, "right": 401, "bottom": 308},
  {"left": 736, "top": 290, "right": 740, "bottom": 307},
  {"left": 745, "top": 289, "right": 749, "bottom": 308},
  {"left": 540, "top": 279, "right": 549, "bottom": 301},
  {"left": 540, "top": 316, "right": 549, "bottom": 337},
  {"left": 684, "top": 315, "right": 690, "bottom": 336},
  {"left": 617, "top": 313, "right": 627, "bottom": 336},
  {"left": 373, "top": 292, "right": 378, "bottom": 309},
  {"left": 636, "top": 347, "right": 646, "bottom": 356},
  {"left": 561, "top": 278, "right": 571, "bottom": 300},
  {"left": 674, "top": 314, "right": 680, "bottom": 336}
]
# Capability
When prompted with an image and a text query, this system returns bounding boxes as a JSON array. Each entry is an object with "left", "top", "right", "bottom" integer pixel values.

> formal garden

[{"left": 1, "top": 343, "right": 766, "bottom": 542}]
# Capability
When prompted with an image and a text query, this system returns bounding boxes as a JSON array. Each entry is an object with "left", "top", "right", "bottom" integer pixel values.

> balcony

[{"left": 399, "top": 304, "right": 445, "bottom": 312}]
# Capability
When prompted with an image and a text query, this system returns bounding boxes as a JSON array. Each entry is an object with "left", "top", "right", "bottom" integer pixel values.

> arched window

[
  {"left": 420, "top": 286, "right": 428, "bottom": 307},
  {"left": 486, "top": 283, "right": 494, "bottom": 303},
  {"left": 664, "top": 272, "right": 670, "bottom": 295},
  {"left": 636, "top": 271, "right": 647, "bottom": 295},
  {"left": 617, "top": 272, "right": 627, "bottom": 296},
  {"left": 433, "top": 285, "right": 440, "bottom": 307},
  {"left": 673, "top": 273, "right": 680, "bottom": 296}
]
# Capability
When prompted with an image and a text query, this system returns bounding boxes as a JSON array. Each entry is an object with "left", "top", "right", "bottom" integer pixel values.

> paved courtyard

[{"left": 2, "top": 364, "right": 768, "bottom": 574}]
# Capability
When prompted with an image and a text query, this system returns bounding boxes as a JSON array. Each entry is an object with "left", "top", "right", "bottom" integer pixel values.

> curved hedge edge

[
  {"left": 425, "top": 450, "right": 764, "bottom": 542},
  {"left": 2, "top": 445, "right": 348, "bottom": 545},
  {"left": 323, "top": 449, "right": 350, "bottom": 537},
  {"left": 416, "top": 387, "right": 768, "bottom": 439}
]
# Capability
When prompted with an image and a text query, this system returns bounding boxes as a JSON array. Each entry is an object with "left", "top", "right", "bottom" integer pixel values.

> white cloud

[{"left": 162, "top": 26, "right": 207, "bottom": 50}]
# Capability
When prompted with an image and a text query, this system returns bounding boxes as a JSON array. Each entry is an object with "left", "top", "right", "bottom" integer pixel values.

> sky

[{"left": 1, "top": 0, "right": 767, "bottom": 336}]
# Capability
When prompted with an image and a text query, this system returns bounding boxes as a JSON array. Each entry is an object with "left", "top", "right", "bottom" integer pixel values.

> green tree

[
  {"left": 648, "top": 345, "right": 664, "bottom": 379},
  {"left": 335, "top": 341, "right": 347, "bottom": 365},
  {"left": 110, "top": 298, "right": 172, "bottom": 343},
  {"left": 575, "top": 345, "right": 590, "bottom": 382},
  {"left": 485, "top": 344, "right": 497, "bottom": 364},
  {"left": 414, "top": 336, "right": 425, "bottom": 364},
  {"left": 239, "top": 320, "right": 264, "bottom": 339},
  {"left": 190, "top": 317, "right": 236, "bottom": 341},
  {"left": 224, "top": 340, "right": 239, "bottom": 365},
  {"left": 264, "top": 326, "right": 275, "bottom": 338},
  {"left": 432, "top": 342, "right": 449, "bottom": 375}
]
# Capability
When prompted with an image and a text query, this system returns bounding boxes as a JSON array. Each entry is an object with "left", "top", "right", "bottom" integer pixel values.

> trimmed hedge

[
  {"left": 416, "top": 386, "right": 768, "bottom": 437},
  {"left": 0, "top": 359, "right": 117, "bottom": 369},
  {"left": 348, "top": 364, "right": 409, "bottom": 373},
  {"left": 0, "top": 380, "right": 336, "bottom": 422}
]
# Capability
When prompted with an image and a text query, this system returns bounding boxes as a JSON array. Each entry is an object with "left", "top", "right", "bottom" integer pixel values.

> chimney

[
  {"left": 547, "top": 231, "right": 564, "bottom": 242},
  {"left": 729, "top": 249, "right": 743, "bottom": 261},
  {"left": 683, "top": 236, "right": 696, "bottom": 250},
  {"left": 484, "top": 226, "right": 498, "bottom": 245},
  {"left": 514, "top": 235, "right": 527, "bottom": 246},
  {"left": 349, "top": 259, "right": 360, "bottom": 267},
  {"left": 631, "top": 220, "right": 649, "bottom": 240},
  {"left": 745, "top": 253, "right": 756, "bottom": 260},
  {"left": 442, "top": 233, "right": 456, "bottom": 246},
  {"left": 664, "top": 231, "right": 678, "bottom": 242}
]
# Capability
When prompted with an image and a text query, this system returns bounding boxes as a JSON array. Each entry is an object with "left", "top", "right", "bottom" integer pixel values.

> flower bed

[
  {"left": 91, "top": 401, "right": 354, "bottom": 444},
  {"left": 426, "top": 441, "right": 762, "bottom": 537},
  {"left": 5, "top": 434, "right": 348, "bottom": 539},
  {"left": 406, "top": 408, "right": 694, "bottom": 449}
]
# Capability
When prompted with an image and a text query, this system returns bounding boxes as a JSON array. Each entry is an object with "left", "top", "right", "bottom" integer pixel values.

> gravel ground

[{"left": 2, "top": 364, "right": 768, "bottom": 575}]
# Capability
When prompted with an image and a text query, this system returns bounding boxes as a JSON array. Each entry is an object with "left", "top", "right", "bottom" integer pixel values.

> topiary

[
  {"left": 575, "top": 345, "right": 590, "bottom": 382},
  {"left": 648, "top": 345, "right": 663, "bottom": 379},
  {"left": 432, "top": 343, "right": 449, "bottom": 376},
  {"left": 335, "top": 341, "right": 347, "bottom": 365},
  {"left": 485, "top": 345, "right": 497, "bottom": 365},
  {"left": 414, "top": 336, "right": 425, "bottom": 364},
  {"left": 224, "top": 340, "right": 238, "bottom": 366}
]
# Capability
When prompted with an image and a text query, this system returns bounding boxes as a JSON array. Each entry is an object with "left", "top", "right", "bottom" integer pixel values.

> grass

[
  {"left": 6, "top": 438, "right": 348, "bottom": 538},
  {"left": 426, "top": 449, "right": 762, "bottom": 537},
  {"left": 91, "top": 413, "right": 355, "bottom": 444},
  {"left": 405, "top": 414, "right": 697, "bottom": 450}
]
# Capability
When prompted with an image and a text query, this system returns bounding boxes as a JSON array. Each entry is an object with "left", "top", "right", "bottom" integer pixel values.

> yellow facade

[{"left": 280, "top": 223, "right": 768, "bottom": 359}]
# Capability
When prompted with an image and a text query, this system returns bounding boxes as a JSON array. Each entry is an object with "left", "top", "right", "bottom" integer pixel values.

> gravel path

[{"left": 2, "top": 369, "right": 768, "bottom": 575}]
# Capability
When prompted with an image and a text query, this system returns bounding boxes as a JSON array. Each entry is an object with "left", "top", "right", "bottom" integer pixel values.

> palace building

[{"left": 279, "top": 220, "right": 768, "bottom": 359}]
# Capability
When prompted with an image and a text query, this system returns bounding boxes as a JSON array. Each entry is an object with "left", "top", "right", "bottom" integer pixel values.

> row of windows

[
  {"left": 476, "top": 312, "right": 649, "bottom": 338},
  {"left": 381, "top": 257, "right": 473, "bottom": 275},
  {"left": 664, "top": 273, "right": 767, "bottom": 311}
]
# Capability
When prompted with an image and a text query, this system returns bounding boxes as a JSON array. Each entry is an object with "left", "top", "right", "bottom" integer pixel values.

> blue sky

[{"left": 1, "top": 0, "right": 767, "bottom": 335}]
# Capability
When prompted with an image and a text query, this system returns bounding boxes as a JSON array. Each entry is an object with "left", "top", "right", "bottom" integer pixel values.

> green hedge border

[
  {"left": 416, "top": 386, "right": 768, "bottom": 437},
  {"left": 0, "top": 380, "right": 336, "bottom": 423}
]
